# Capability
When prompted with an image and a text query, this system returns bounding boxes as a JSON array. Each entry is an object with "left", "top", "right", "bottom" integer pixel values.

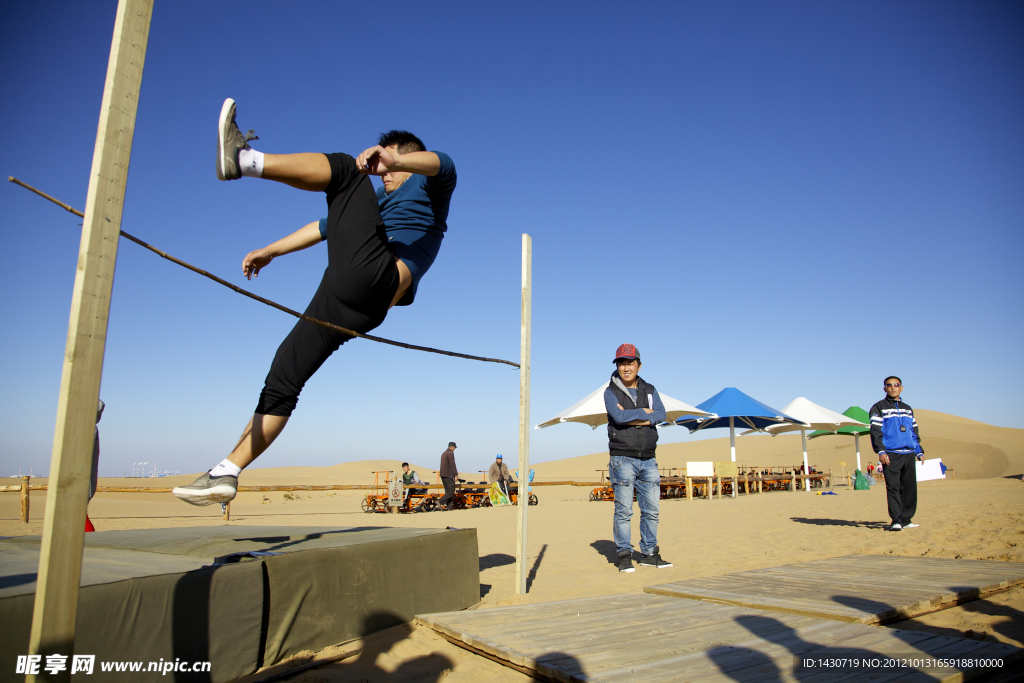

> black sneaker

[
  {"left": 217, "top": 98, "right": 258, "bottom": 181},
  {"left": 616, "top": 549, "right": 634, "bottom": 573},
  {"left": 172, "top": 471, "right": 238, "bottom": 506},
  {"left": 637, "top": 546, "right": 673, "bottom": 569}
]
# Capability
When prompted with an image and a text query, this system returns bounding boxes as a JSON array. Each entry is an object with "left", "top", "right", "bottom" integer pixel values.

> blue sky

[{"left": 2, "top": 1, "right": 1021, "bottom": 478}]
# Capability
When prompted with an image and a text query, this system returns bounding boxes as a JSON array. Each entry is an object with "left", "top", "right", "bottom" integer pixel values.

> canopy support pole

[
  {"left": 854, "top": 433, "right": 862, "bottom": 472},
  {"left": 515, "top": 234, "right": 532, "bottom": 594},
  {"left": 28, "top": 1, "right": 153, "bottom": 677},
  {"left": 729, "top": 417, "right": 736, "bottom": 462},
  {"left": 802, "top": 429, "right": 810, "bottom": 491}
]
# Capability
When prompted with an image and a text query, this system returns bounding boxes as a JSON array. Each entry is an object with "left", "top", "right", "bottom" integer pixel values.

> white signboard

[
  {"left": 915, "top": 458, "right": 945, "bottom": 482},
  {"left": 388, "top": 476, "right": 404, "bottom": 508},
  {"left": 686, "top": 461, "right": 715, "bottom": 477}
]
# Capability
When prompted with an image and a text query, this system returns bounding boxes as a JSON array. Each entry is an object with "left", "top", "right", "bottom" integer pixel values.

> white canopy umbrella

[
  {"left": 742, "top": 397, "right": 868, "bottom": 491},
  {"left": 535, "top": 384, "right": 713, "bottom": 430}
]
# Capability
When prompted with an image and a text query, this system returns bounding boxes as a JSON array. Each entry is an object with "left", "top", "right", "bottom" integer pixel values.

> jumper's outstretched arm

[
  {"left": 355, "top": 147, "right": 440, "bottom": 176},
  {"left": 242, "top": 221, "right": 322, "bottom": 280}
]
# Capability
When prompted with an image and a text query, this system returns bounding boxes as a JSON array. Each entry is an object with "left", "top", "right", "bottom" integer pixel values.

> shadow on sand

[
  {"left": 790, "top": 517, "right": 889, "bottom": 529},
  {"left": 590, "top": 540, "right": 620, "bottom": 565}
]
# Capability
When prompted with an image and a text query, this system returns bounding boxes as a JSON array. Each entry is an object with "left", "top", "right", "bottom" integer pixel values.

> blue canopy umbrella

[{"left": 669, "top": 388, "right": 805, "bottom": 463}]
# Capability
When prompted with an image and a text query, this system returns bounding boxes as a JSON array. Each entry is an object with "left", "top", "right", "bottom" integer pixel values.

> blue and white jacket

[{"left": 869, "top": 397, "right": 924, "bottom": 456}]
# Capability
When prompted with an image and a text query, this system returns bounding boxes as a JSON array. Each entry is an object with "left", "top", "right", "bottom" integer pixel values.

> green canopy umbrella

[{"left": 808, "top": 406, "right": 871, "bottom": 472}]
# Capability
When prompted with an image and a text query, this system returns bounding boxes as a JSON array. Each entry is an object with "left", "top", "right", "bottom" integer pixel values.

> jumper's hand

[
  {"left": 242, "top": 247, "right": 274, "bottom": 280},
  {"left": 617, "top": 404, "right": 624, "bottom": 410},
  {"left": 355, "top": 145, "right": 397, "bottom": 175},
  {"left": 878, "top": 452, "right": 890, "bottom": 466},
  {"left": 643, "top": 408, "right": 654, "bottom": 414}
]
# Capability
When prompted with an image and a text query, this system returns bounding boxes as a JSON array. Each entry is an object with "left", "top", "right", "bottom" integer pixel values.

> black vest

[{"left": 607, "top": 374, "right": 659, "bottom": 458}]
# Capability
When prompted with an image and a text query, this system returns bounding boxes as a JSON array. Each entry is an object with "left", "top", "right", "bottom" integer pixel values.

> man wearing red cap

[{"left": 604, "top": 344, "right": 672, "bottom": 572}]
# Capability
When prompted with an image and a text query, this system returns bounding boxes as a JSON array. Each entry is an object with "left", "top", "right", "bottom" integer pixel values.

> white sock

[
  {"left": 238, "top": 148, "right": 264, "bottom": 178},
  {"left": 210, "top": 459, "right": 242, "bottom": 477}
]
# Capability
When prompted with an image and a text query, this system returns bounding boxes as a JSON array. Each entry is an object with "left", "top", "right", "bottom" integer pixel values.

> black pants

[
  {"left": 883, "top": 452, "right": 918, "bottom": 525},
  {"left": 255, "top": 153, "right": 399, "bottom": 416},
  {"left": 439, "top": 477, "right": 456, "bottom": 508}
]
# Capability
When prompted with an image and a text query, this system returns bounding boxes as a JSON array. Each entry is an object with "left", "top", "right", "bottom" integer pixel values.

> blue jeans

[{"left": 609, "top": 455, "right": 660, "bottom": 555}]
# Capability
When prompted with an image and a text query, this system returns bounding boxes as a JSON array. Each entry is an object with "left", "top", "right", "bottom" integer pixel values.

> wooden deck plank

[
  {"left": 753, "top": 568, "right": 980, "bottom": 591},
  {"left": 584, "top": 624, "right": 918, "bottom": 682},
  {"left": 680, "top": 577, "right": 945, "bottom": 616},
  {"left": 717, "top": 564, "right": 975, "bottom": 590},
  {"left": 794, "top": 637, "right": 1023, "bottom": 683},
  {"left": 696, "top": 630, "right": 949, "bottom": 683},
  {"left": 417, "top": 557, "right": 1024, "bottom": 682},
  {"left": 680, "top": 574, "right": 937, "bottom": 607},
  {"left": 748, "top": 570, "right": 981, "bottom": 599},
  {"left": 645, "top": 584, "right": 876, "bottom": 622},
  {"left": 645, "top": 555, "right": 1024, "bottom": 624},
  {"left": 464, "top": 600, "right": 762, "bottom": 655},
  {"left": 751, "top": 566, "right": 1009, "bottom": 602},
  {"left": 584, "top": 619, "right": 865, "bottom": 681},
  {"left": 792, "top": 555, "right": 1023, "bottom": 580},
  {"left": 801, "top": 557, "right": 1024, "bottom": 584},
  {"left": 498, "top": 609, "right": 824, "bottom": 666}
]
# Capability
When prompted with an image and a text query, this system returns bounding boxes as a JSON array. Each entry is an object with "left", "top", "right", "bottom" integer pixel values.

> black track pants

[
  {"left": 255, "top": 153, "right": 399, "bottom": 416},
  {"left": 883, "top": 452, "right": 918, "bottom": 525},
  {"left": 440, "top": 477, "right": 456, "bottom": 508}
]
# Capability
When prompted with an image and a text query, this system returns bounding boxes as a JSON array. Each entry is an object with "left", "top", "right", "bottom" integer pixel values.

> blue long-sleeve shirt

[
  {"left": 604, "top": 385, "right": 667, "bottom": 426},
  {"left": 318, "top": 151, "right": 456, "bottom": 306}
]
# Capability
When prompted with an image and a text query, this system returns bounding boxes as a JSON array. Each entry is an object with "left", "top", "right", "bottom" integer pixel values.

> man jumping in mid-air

[{"left": 173, "top": 99, "right": 456, "bottom": 505}]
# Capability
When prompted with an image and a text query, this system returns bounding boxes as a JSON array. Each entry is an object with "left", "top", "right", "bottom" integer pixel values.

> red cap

[{"left": 613, "top": 343, "right": 640, "bottom": 363}]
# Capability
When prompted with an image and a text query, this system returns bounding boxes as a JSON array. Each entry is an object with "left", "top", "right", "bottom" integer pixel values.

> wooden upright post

[
  {"left": 515, "top": 234, "right": 532, "bottom": 595},
  {"left": 21, "top": 476, "right": 30, "bottom": 524},
  {"left": 28, "top": 0, "right": 152, "bottom": 675}
]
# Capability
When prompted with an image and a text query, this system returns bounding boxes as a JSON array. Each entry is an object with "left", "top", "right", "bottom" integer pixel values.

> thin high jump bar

[{"left": 9, "top": 176, "right": 519, "bottom": 369}]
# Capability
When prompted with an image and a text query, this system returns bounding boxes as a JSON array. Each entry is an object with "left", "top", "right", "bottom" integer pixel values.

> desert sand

[{"left": 2, "top": 409, "right": 1022, "bottom": 682}]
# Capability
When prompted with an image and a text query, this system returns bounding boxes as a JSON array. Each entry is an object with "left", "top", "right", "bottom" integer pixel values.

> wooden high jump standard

[
  {"left": 515, "top": 234, "right": 532, "bottom": 594},
  {"left": 27, "top": 1, "right": 153, "bottom": 679}
]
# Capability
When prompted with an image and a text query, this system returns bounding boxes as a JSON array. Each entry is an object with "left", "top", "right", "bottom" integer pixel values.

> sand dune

[
  {"left": 3, "top": 475, "right": 1022, "bottom": 683},
  {"left": 531, "top": 409, "right": 1023, "bottom": 482},
  {"left": 3, "top": 408, "right": 1021, "bottom": 682}
]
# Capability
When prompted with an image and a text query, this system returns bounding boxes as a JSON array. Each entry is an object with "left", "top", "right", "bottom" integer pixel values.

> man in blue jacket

[
  {"left": 869, "top": 376, "right": 924, "bottom": 532},
  {"left": 604, "top": 344, "right": 672, "bottom": 572},
  {"left": 174, "top": 99, "right": 456, "bottom": 506}
]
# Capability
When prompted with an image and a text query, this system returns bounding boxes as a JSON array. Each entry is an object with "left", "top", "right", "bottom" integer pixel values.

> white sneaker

[
  {"left": 903, "top": 523, "right": 919, "bottom": 529},
  {"left": 173, "top": 471, "right": 238, "bottom": 506},
  {"left": 889, "top": 523, "right": 903, "bottom": 532},
  {"left": 216, "top": 98, "right": 258, "bottom": 181}
]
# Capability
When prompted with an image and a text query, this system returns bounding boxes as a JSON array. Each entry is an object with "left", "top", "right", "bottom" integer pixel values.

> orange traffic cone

[{"left": 85, "top": 514, "right": 96, "bottom": 532}]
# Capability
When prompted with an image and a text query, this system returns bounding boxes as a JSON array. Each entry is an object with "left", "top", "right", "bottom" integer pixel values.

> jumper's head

[{"left": 379, "top": 130, "right": 425, "bottom": 193}]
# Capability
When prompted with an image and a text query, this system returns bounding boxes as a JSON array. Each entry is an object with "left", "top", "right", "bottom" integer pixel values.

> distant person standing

[
  {"left": 439, "top": 442, "right": 460, "bottom": 510},
  {"left": 870, "top": 376, "right": 924, "bottom": 532},
  {"left": 488, "top": 454, "right": 514, "bottom": 498},
  {"left": 604, "top": 344, "right": 671, "bottom": 573},
  {"left": 401, "top": 462, "right": 425, "bottom": 506},
  {"left": 85, "top": 399, "right": 105, "bottom": 533}
]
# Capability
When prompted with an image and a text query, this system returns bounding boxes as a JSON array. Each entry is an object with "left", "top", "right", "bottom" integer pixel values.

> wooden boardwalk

[
  {"left": 416, "top": 593, "right": 1021, "bottom": 682},
  {"left": 645, "top": 555, "right": 1024, "bottom": 624}
]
